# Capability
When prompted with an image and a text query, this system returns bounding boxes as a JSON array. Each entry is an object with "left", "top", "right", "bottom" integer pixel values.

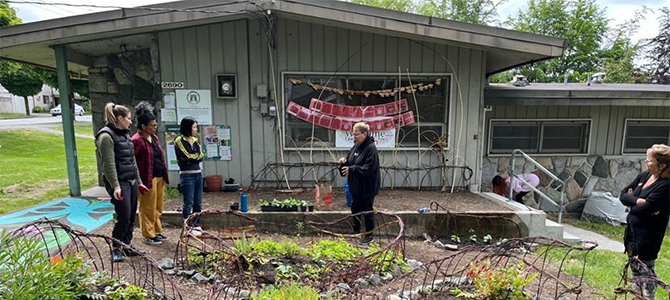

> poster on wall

[
  {"left": 336, "top": 129, "right": 396, "bottom": 149},
  {"left": 165, "top": 125, "right": 181, "bottom": 171},
  {"left": 201, "top": 125, "right": 232, "bottom": 161},
  {"left": 176, "top": 89, "right": 212, "bottom": 125}
]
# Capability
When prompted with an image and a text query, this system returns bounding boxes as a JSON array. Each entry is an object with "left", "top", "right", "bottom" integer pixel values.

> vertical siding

[
  {"left": 485, "top": 105, "right": 668, "bottom": 157},
  {"left": 275, "top": 18, "right": 484, "bottom": 188},
  {"left": 159, "top": 20, "right": 252, "bottom": 185},
  {"left": 160, "top": 17, "right": 486, "bottom": 188}
]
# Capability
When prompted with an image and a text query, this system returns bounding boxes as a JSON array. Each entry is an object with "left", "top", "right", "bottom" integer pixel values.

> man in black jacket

[{"left": 338, "top": 122, "right": 381, "bottom": 245}]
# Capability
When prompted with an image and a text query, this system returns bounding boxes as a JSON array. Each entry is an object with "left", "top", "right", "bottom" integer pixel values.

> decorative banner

[
  {"left": 176, "top": 89, "right": 212, "bottom": 125},
  {"left": 165, "top": 125, "right": 181, "bottom": 171},
  {"left": 202, "top": 125, "right": 232, "bottom": 161},
  {"left": 309, "top": 98, "right": 408, "bottom": 118},
  {"left": 287, "top": 101, "right": 415, "bottom": 132},
  {"left": 336, "top": 130, "right": 396, "bottom": 148}
]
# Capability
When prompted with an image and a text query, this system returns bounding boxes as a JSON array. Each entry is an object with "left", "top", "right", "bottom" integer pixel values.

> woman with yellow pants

[{"left": 132, "top": 102, "right": 170, "bottom": 245}]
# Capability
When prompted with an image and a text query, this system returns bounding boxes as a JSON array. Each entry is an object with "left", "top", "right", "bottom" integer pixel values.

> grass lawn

[
  {"left": 549, "top": 216, "right": 670, "bottom": 299},
  {"left": 0, "top": 113, "right": 28, "bottom": 120},
  {"left": 50, "top": 125, "right": 95, "bottom": 136},
  {"left": 0, "top": 129, "right": 98, "bottom": 214}
]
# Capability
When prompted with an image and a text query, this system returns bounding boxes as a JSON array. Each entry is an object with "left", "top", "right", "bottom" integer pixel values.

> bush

[
  {"left": 451, "top": 259, "right": 537, "bottom": 300},
  {"left": 0, "top": 229, "right": 148, "bottom": 300},
  {"left": 32, "top": 106, "right": 43, "bottom": 113}
]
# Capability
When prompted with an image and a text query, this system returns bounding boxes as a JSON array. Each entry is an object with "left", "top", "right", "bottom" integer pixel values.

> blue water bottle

[
  {"left": 418, "top": 207, "right": 430, "bottom": 214},
  {"left": 240, "top": 192, "right": 248, "bottom": 213},
  {"left": 344, "top": 180, "right": 352, "bottom": 207}
]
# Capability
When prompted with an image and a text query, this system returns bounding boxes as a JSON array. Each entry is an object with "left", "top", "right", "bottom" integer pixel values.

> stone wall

[
  {"left": 88, "top": 38, "right": 161, "bottom": 185},
  {"left": 482, "top": 155, "right": 645, "bottom": 214}
]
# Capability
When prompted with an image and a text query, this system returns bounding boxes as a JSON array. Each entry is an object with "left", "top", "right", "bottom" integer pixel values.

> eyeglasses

[
  {"left": 353, "top": 132, "right": 362, "bottom": 136},
  {"left": 148, "top": 124, "right": 158, "bottom": 128},
  {"left": 645, "top": 158, "right": 655, "bottom": 164}
]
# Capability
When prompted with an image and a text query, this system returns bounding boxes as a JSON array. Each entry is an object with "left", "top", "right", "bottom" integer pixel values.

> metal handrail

[{"left": 510, "top": 149, "right": 566, "bottom": 223}]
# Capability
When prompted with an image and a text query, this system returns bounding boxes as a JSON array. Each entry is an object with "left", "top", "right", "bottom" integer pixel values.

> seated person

[{"left": 492, "top": 173, "right": 540, "bottom": 204}]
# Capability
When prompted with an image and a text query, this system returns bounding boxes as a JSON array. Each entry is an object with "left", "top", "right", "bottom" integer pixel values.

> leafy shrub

[
  {"left": 106, "top": 283, "right": 147, "bottom": 300},
  {"left": 254, "top": 283, "right": 337, "bottom": 300},
  {"left": 0, "top": 230, "right": 146, "bottom": 300},
  {"left": 32, "top": 106, "right": 43, "bottom": 113},
  {"left": 308, "top": 239, "right": 362, "bottom": 264},
  {"left": 451, "top": 260, "right": 537, "bottom": 300}
]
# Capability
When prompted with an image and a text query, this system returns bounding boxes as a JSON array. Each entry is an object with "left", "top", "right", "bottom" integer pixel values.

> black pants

[
  {"left": 351, "top": 196, "right": 375, "bottom": 237},
  {"left": 111, "top": 180, "right": 138, "bottom": 248},
  {"left": 515, "top": 191, "right": 529, "bottom": 204}
]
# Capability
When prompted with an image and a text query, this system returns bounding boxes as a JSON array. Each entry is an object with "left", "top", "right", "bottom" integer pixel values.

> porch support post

[{"left": 54, "top": 46, "right": 81, "bottom": 196}]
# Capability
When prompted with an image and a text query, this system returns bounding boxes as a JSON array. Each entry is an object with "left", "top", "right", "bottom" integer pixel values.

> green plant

[
  {"left": 483, "top": 234, "right": 493, "bottom": 244},
  {"left": 254, "top": 283, "right": 337, "bottom": 300},
  {"left": 254, "top": 239, "right": 281, "bottom": 257},
  {"left": 302, "top": 264, "right": 322, "bottom": 280},
  {"left": 277, "top": 239, "right": 304, "bottom": 258},
  {"left": 451, "top": 235, "right": 461, "bottom": 243},
  {"left": 469, "top": 235, "right": 478, "bottom": 243},
  {"left": 452, "top": 260, "right": 537, "bottom": 300},
  {"left": 0, "top": 231, "right": 76, "bottom": 299},
  {"left": 0, "top": 230, "right": 124, "bottom": 300},
  {"left": 259, "top": 199, "right": 270, "bottom": 207},
  {"left": 295, "top": 222, "right": 304, "bottom": 237},
  {"left": 274, "top": 263, "right": 299, "bottom": 282},
  {"left": 32, "top": 106, "right": 42, "bottom": 113},
  {"left": 363, "top": 244, "right": 409, "bottom": 274},
  {"left": 164, "top": 187, "right": 180, "bottom": 198},
  {"left": 106, "top": 283, "right": 148, "bottom": 300},
  {"left": 309, "top": 239, "right": 362, "bottom": 265}
]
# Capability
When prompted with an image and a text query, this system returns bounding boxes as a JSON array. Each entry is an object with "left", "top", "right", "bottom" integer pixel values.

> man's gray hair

[{"left": 354, "top": 122, "right": 369, "bottom": 133}]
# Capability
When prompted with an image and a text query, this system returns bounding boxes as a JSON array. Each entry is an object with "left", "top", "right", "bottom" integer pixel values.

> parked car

[{"left": 51, "top": 104, "right": 84, "bottom": 116}]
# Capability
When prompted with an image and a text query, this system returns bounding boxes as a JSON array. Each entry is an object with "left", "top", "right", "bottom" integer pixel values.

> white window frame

[
  {"left": 281, "top": 72, "right": 453, "bottom": 151},
  {"left": 487, "top": 118, "right": 592, "bottom": 156},
  {"left": 622, "top": 118, "right": 670, "bottom": 154}
]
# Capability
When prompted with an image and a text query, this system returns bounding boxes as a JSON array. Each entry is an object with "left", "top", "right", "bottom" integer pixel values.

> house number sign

[{"left": 161, "top": 82, "right": 185, "bottom": 89}]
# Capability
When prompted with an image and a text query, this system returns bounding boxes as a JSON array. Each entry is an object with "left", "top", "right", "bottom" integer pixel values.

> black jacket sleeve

[
  {"left": 619, "top": 172, "right": 645, "bottom": 207},
  {"left": 629, "top": 181, "right": 669, "bottom": 216}
]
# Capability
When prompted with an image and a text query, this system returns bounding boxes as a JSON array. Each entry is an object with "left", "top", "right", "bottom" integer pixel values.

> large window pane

[
  {"left": 624, "top": 122, "right": 670, "bottom": 153},
  {"left": 489, "top": 121, "right": 590, "bottom": 154},
  {"left": 284, "top": 75, "right": 449, "bottom": 149}
]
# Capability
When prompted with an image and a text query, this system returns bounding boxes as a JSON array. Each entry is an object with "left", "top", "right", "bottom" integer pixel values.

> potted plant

[
  {"left": 299, "top": 200, "right": 314, "bottom": 212},
  {"left": 230, "top": 202, "right": 239, "bottom": 211}
]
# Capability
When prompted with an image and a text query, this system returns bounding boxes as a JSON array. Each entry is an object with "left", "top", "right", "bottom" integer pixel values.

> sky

[{"left": 9, "top": 0, "right": 668, "bottom": 45}]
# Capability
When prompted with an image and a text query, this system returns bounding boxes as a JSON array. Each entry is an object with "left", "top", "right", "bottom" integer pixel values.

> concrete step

[
  {"left": 562, "top": 230, "right": 582, "bottom": 244},
  {"left": 543, "top": 219, "right": 564, "bottom": 240}
]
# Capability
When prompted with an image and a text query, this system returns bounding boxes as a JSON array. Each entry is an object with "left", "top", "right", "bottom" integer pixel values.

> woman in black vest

[{"left": 96, "top": 102, "right": 148, "bottom": 262}]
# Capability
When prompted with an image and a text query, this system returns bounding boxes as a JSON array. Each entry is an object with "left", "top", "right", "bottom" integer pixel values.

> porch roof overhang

[
  {"left": 0, "top": 0, "right": 564, "bottom": 77},
  {"left": 485, "top": 83, "right": 670, "bottom": 106}
]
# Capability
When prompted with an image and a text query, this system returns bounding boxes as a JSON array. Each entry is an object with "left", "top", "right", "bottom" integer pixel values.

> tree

[
  {"left": 352, "top": 0, "right": 506, "bottom": 26},
  {"left": 416, "top": 0, "right": 506, "bottom": 25},
  {"left": 644, "top": 7, "right": 670, "bottom": 84},
  {"left": 36, "top": 68, "right": 90, "bottom": 99},
  {"left": 0, "top": 65, "right": 44, "bottom": 115},
  {"left": 601, "top": 8, "right": 650, "bottom": 83},
  {"left": 493, "top": 0, "right": 608, "bottom": 83},
  {"left": 0, "top": 0, "right": 20, "bottom": 26},
  {"left": 351, "top": 0, "right": 417, "bottom": 13}
]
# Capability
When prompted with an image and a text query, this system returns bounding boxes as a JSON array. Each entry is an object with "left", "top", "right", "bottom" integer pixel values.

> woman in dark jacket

[
  {"left": 619, "top": 144, "right": 670, "bottom": 299},
  {"left": 174, "top": 117, "right": 204, "bottom": 232},
  {"left": 338, "top": 122, "right": 381, "bottom": 245},
  {"left": 95, "top": 102, "right": 148, "bottom": 262},
  {"left": 132, "top": 102, "right": 169, "bottom": 245}
]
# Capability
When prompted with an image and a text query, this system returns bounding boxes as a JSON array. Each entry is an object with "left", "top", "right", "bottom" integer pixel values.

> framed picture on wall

[{"left": 216, "top": 74, "right": 237, "bottom": 99}]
